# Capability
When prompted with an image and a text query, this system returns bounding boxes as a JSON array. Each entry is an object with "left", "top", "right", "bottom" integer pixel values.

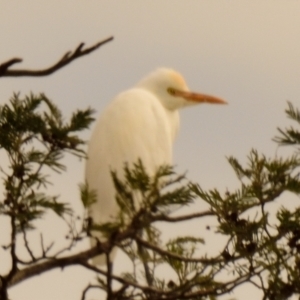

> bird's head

[{"left": 136, "top": 68, "right": 227, "bottom": 111}]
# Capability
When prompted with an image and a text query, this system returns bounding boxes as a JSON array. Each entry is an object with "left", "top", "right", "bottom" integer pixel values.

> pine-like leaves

[
  {"left": 3, "top": 96, "right": 300, "bottom": 300},
  {"left": 0, "top": 93, "right": 95, "bottom": 230},
  {"left": 274, "top": 101, "right": 300, "bottom": 146}
]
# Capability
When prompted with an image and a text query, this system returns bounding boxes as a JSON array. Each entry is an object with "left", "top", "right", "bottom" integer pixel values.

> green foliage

[
  {"left": 166, "top": 237, "right": 205, "bottom": 282},
  {"left": 0, "top": 93, "right": 95, "bottom": 231},
  {"left": 79, "top": 182, "right": 97, "bottom": 208},
  {"left": 86, "top": 103, "right": 300, "bottom": 300},
  {"left": 3, "top": 95, "right": 300, "bottom": 300},
  {"left": 274, "top": 101, "right": 300, "bottom": 146}
]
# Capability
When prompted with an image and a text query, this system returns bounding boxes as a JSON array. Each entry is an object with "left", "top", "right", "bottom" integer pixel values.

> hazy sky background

[{"left": 1, "top": 1, "right": 300, "bottom": 299}]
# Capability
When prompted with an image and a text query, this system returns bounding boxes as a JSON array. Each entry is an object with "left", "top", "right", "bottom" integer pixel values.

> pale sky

[{"left": 1, "top": 1, "right": 300, "bottom": 299}]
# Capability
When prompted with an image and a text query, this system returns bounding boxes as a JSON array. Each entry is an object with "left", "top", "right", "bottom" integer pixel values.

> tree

[{"left": 1, "top": 38, "right": 300, "bottom": 300}]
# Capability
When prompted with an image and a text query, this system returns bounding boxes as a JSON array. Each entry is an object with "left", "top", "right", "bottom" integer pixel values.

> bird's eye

[{"left": 167, "top": 87, "right": 176, "bottom": 95}]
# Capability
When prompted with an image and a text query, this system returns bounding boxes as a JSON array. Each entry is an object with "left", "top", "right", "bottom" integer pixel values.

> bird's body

[
  {"left": 86, "top": 68, "right": 226, "bottom": 264},
  {"left": 86, "top": 87, "right": 178, "bottom": 220}
]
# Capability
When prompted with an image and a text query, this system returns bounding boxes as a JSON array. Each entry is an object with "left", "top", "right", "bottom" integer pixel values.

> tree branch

[
  {"left": 0, "top": 36, "right": 113, "bottom": 77},
  {"left": 7, "top": 215, "right": 17, "bottom": 282},
  {"left": 81, "top": 263, "right": 166, "bottom": 295},
  {"left": 8, "top": 244, "right": 102, "bottom": 287},
  {"left": 134, "top": 236, "right": 221, "bottom": 264},
  {"left": 7, "top": 225, "right": 136, "bottom": 288},
  {"left": 81, "top": 284, "right": 102, "bottom": 300},
  {"left": 0, "top": 58, "right": 22, "bottom": 74},
  {"left": 153, "top": 210, "right": 214, "bottom": 223}
]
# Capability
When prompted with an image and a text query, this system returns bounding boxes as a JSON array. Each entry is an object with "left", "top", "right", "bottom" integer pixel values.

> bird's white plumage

[
  {"left": 86, "top": 68, "right": 226, "bottom": 264},
  {"left": 86, "top": 87, "right": 179, "bottom": 218}
]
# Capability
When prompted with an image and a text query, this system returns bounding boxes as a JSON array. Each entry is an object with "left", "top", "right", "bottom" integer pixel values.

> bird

[{"left": 85, "top": 68, "right": 227, "bottom": 265}]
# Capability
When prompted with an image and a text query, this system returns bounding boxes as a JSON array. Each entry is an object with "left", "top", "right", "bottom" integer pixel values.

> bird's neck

[{"left": 165, "top": 109, "right": 180, "bottom": 143}]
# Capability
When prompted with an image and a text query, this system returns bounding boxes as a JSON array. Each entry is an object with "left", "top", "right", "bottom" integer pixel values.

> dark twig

[
  {"left": 135, "top": 236, "right": 221, "bottom": 264},
  {"left": 0, "top": 36, "right": 113, "bottom": 77},
  {"left": 106, "top": 253, "right": 113, "bottom": 300},
  {"left": 7, "top": 216, "right": 18, "bottom": 282},
  {"left": 7, "top": 225, "right": 136, "bottom": 288},
  {"left": 40, "top": 233, "right": 54, "bottom": 258},
  {"left": 78, "top": 262, "right": 263, "bottom": 300},
  {"left": 22, "top": 229, "right": 36, "bottom": 261},
  {"left": 7, "top": 245, "right": 101, "bottom": 288},
  {"left": 0, "top": 58, "right": 22, "bottom": 74},
  {"left": 81, "top": 284, "right": 102, "bottom": 300},
  {"left": 153, "top": 210, "right": 214, "bottom": 223},
  {"left": 137, "top": 238, "right": 153, "bottom": 287}
]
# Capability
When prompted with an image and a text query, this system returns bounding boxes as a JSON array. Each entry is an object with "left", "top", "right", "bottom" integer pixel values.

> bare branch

[
  {"left": 106, "top": 253, "right": 113, "bottom": 299},
  {"left": 153, "top": 210, "right": 214, "bottom": 223},
  {"left": 76, "top": 262, "right": 264, "bottom": 300},
  {"left": 40, "top": 233, "right": 54, "bottom": 258},
  {"left": 7, "top": 225, "right": 136, "bottom": 288},
  {"left": 0, "top": 36, "right": 113, "bottom": 77},
  {"left": 81, "top": 284, "right": 102, "bottom": 300},
  {"left": 22, "top": 229, "right": 36, "bottom": 262},
  {"left": 8, "top": 245, "right": 100, "bottom": 287},
  {"left": 6, "top": 216, "right": 17, "bottom": 282},
  {"left": 0, "top": 58, "right": 22, "bottom": 74}
]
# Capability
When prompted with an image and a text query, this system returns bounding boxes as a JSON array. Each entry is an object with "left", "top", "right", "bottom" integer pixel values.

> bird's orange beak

[{"left": 172, "top": 88, "right": 227, "bottom": 104}]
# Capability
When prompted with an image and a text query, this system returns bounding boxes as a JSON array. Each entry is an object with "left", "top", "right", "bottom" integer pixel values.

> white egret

[{"left": 86, "top": 68, "right": 227, "bottom": 264}]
